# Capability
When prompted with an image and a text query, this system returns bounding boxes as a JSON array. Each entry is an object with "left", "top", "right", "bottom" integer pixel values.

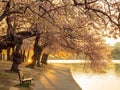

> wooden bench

[{"left": 17, "top": 70, "right": 33, "bottom": 86}]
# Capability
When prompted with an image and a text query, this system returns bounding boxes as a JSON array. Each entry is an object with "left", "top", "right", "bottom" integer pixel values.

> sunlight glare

[{"left": 27, "top": 59, "right": 32, "bottom": 64}]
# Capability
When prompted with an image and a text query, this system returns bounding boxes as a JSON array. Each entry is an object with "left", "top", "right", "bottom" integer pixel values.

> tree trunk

[
  {"left": 7, "top": 48, "right": 11, "bottom": 60},
  {"left": 28, "top": 46, "right": 42, "bottom": 68},
  {"left": 0, "top": 49, "right": 2, "bottom": 54},
  {"left": 11, "top": 62, "right": 19, "bottom": 72},
  {"left": 22, "top": 50, "right": 26, "bottom": 62},
  {"left": 11, "top": 47, "right": 15, "bottom": 61},
  {"left": 10, "top": 37, "right": 23, "bottom": 72},
  {"left": 41, "top": 53, "right": 49, "bottom": 65},
  {"left": 10, "top": 52, "right": 22, "bottom": 72},
  {"left": 2, "top": 54, "right": 5, "bottom": 61},
  {"left": 27, "top": 34, "right": 41, "bottom": 68},
  {"left": 0, "top": 53, "right": 2, "bottom": 60},
  {"left": 36, "top": 47, "right": 43, "bottom": 67}
]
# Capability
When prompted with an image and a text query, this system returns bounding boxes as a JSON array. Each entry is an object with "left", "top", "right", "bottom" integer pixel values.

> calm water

[{"left": 66, "top": 63, "right": 120, "bottom": 90}]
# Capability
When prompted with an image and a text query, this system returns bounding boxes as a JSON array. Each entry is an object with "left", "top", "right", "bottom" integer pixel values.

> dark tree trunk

[
  {"left": 22, "top": 50, "right": 26, "bottom": 62},
  {"left": 10, "top": 37, "right": 23, "bottom": 72},
  {"left": 11, "top": 52, "right": 22, "bottom": 72},
  {"left": 41, "top": 53, "right": 49, "bottom": 65},
  {"left": 2, "top": 54, "right": 5, "bottom": 60},
  {"left": 27, "top": 34, "right": 41, "bottom": 68},
  {"left": 10, "top": 47, "right": 15, "bottom": 61},
  {"left": 0, "top": 49, "right": 2, "bottom": 54},
  {"left": 12, "top": 47, "right": 15, "bottom": 54},
  {"left": 0, "top": 53, "right": 2, "bottom": 60},
  {"left": 28, "top": 46, "right": 42, "bottom": 68},
  {"left": 0, "top": 49, "right": 2, "bottom": 60},
  {"left": 7, "top": 48, "right": 11, "bottom": 60},
  {"left": 36, "top": 47, "right": 43, "bottom": 67},
  {"left": 15, "top": 40, "right": 22, "bottom": 52},
  {"left": 11, "top": 62, "right": 19, "bottom": 72}
]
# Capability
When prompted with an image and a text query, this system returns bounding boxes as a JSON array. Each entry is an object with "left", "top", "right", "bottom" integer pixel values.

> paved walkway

[{"left": 34, "top": 64, "right": 82, "bottom": 90}]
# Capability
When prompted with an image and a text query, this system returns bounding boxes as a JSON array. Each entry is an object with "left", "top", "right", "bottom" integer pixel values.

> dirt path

[
  {"left": 8, "top": 63, "right": 82, "bottom": 90},
  {"left": 34, "top": 64, "right": 82, "bottom": 90}
]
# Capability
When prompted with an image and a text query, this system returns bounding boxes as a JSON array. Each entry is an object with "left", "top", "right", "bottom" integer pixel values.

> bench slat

[
  {"left": 22, "top": 78, "right": 33, "bottom": 81},
  {"left": 17, "top": 70, "right": 33, "bottom": 85}
]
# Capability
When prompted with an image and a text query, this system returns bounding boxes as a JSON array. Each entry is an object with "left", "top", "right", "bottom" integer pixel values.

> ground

[
  {"left": 0, "top": 60, "right": 51, "bottom": 90},
  {"left": 0, "top": 61, "right": 82, "bottom": 90}
]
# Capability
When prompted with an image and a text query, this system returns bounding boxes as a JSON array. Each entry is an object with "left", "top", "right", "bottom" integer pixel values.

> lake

[
  {"left": 66, "top": 63, "right": 120, "bottom": 90},
  {"left": 48, "top": 60, "right": 120, "bottom": 90}
]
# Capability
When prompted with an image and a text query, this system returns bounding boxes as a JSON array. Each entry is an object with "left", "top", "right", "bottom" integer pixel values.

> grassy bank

[{"left": 0, "top": 61, "right": 52, "bottom": 90}]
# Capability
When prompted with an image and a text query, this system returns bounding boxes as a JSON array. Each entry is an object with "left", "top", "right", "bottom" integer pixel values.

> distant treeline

[{"left": 111, "top": 42, "right": 120, "bottom": 60}]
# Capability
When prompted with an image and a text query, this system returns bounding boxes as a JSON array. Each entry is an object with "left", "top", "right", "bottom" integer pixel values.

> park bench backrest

[{"left": 17, "top": 70, "right": 24, "bottom": 83}]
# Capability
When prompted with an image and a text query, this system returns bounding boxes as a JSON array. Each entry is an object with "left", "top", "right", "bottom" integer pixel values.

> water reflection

[{"left": 66, "top": 63, "right": 120, "bottom": 90}]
